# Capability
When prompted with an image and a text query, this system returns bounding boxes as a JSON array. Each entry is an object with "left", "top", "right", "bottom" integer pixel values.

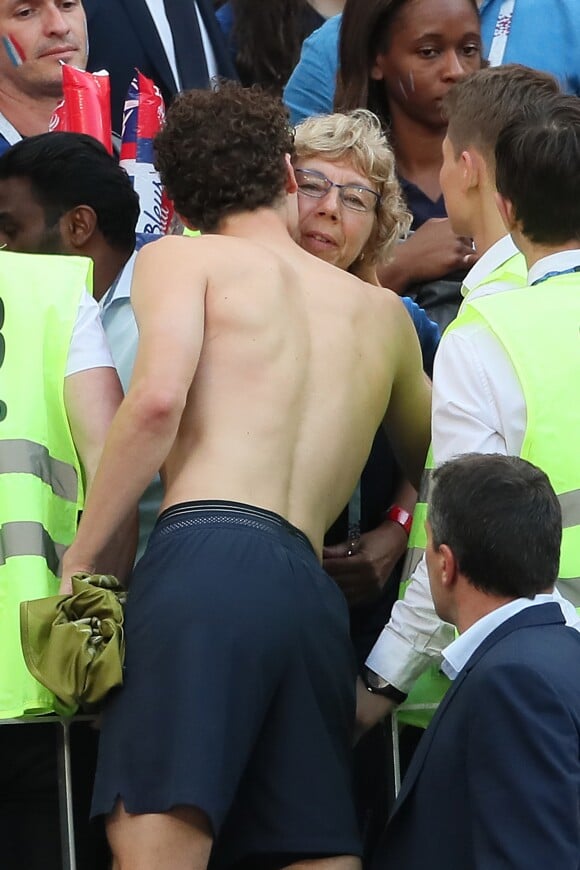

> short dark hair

[
  {"left": 0, "top": 132, "right": 140, "bottom": 253},
  {"left": 429, "top": 454, "right": 561, "bottom": 597},
  {"left": 495, "top": 93, "right": 580, "bottom": 245},
  {"left": 154, "top": 81, "right": 294, "bottom": 232},
  {"left": 443, "top": 64, "right": 560, "bottom": 166}
]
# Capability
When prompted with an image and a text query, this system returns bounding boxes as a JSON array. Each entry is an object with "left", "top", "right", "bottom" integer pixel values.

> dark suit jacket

[
  {"left": 84, "top": 0, "right": 237, "bottom": 133},
  {"left": 373, "top": 604, "right": 580, "bottom": 869}
]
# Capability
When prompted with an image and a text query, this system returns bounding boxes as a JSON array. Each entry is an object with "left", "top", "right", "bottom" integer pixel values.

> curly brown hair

[{"left": 154, "top": 81, "right": 294, "bottom": 232}]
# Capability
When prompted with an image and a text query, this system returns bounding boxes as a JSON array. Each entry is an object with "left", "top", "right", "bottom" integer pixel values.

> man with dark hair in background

[{"left": 373, "top": 453, "right": 580, "bottom": 869}]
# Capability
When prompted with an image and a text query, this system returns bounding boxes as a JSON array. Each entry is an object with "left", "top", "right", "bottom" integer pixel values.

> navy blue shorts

[{"left": 92, "top": 501, "right": 361, "bottom": 865}]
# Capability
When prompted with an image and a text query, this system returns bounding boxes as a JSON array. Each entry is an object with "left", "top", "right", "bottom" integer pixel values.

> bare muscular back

[{"left": 131, "top": 230, "right": 430, "bottom": 558}]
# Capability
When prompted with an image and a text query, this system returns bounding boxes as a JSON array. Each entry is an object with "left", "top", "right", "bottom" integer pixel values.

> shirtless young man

[{"left": 61, "top": 82, "right": 431, "bottom": 870}]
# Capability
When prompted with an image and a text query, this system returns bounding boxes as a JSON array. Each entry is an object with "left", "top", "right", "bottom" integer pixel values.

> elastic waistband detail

[{"left": 156, "top": 500, "right": 314, "bottom": 555}]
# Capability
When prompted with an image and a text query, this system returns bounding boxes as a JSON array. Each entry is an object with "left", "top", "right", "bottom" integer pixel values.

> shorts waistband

[{"left": 156, "top": 500, "right": 315, "bottom": 556}]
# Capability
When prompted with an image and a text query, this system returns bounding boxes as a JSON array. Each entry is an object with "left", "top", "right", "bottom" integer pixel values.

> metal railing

[
  {"left": 391, "top": 704, "right": 438, "bottom": 796},
  {"left": 0, "top": 714, "right": 97, "bottom": 870}
]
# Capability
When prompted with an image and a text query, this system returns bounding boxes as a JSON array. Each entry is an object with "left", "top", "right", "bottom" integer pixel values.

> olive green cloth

[{"left": 20, "top": 573, "right": 126, "bottom": 712}]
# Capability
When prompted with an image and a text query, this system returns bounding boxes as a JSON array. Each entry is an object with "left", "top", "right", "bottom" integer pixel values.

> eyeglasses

[{"left": 295, "top": 168, "right": 381, "bottom": 214}]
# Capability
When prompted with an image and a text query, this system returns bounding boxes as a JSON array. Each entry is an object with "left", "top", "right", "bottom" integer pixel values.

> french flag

[
  {"left": 2, "top": 35, "right": 25, "bottom": 67},
  {"left": 120, "top": 71, "right": 173, "bottom": 234}
]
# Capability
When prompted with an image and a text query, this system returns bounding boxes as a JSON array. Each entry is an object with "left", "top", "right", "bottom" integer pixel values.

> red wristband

[{"left": 384, "top": 505, "right": 413, "bottom": 537}]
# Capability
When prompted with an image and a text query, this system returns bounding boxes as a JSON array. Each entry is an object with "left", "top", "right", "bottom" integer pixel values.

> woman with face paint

[{"left": 334, "top": 0, "right": 483, "bottom": 327}]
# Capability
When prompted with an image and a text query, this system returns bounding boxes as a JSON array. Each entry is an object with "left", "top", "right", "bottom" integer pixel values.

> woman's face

[
  {"left": 294, "top": 157, "right": 378, "bottom": 271},
  {"left": 372, "top": 0, "right": 482, "bottom": 130}
]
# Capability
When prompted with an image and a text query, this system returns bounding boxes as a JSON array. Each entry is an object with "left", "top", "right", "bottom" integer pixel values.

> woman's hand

[
  {"left": 323, "top": 520, "right": 409, "bottom": 607},
  {"left": 378, "top": 218, "right": 478, "bottom": 292}
]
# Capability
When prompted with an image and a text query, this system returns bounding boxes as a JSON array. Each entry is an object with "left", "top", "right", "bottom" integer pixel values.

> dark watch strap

[{"left": 365, "top": 668, "right": 408, "bottom": 704}]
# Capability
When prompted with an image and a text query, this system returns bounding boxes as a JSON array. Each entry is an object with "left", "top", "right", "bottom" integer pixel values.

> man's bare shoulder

[
  {"left": 348, "top": 275, "right": 409, "bottom": 319},
  {"left": 347, "top": 279, "right": 418, "bottom": 360},
  {"left": 136, "top": 232, "right": 284, "bottom": 271},
  {"left": 136, "top": 233, "right": 228, "bottom": 258}
]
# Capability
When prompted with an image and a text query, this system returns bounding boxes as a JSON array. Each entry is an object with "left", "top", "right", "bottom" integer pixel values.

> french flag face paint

[{"left": 2, "top": 35, "right": 26, "bottom": 67}]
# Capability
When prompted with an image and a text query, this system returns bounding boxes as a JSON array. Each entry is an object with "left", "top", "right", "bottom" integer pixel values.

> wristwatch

[{"left": 365, "top": 668, "right": 408, "bottom": 704}]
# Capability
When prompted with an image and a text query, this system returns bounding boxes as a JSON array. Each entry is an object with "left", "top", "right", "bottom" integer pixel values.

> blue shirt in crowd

[{"left": 284, "top": 1, "right": 580, "bottom": 127}]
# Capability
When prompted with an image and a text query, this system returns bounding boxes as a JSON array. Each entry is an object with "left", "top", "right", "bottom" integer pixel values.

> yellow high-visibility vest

[
  {"left": 0, "top": 251, "right": 91, "bottom": 717},
  {"left": 398, "top": 254, "right": 537, "bottom": 728}
]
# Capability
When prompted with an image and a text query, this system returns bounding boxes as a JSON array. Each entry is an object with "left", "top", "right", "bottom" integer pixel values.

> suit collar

[
  {"left": 192, "top": 0, "right": 238, "bottom": 79},
  {"left": 442, "top": 597, "right": 563, "bottom": 679},
  {"left": 83, "top": 0, "right": 237, "bottom": 96},
  {"left": 461, "top": 602, "right": 565, "bottom": 674},
  {"left": 390, "top": 603, "right": 565, "bottom": 817},
  {"left": 117, "top": 0, "right": 178, "bottom": 93},
  {"left": 82, "top": 0, "right": 98, "bottom": 23}
]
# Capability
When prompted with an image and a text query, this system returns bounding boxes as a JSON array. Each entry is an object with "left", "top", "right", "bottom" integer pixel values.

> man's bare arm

[
  {"left": 61, "top": 237, "right": 208, "bottom": 588},
  {"left": 64, "top": 367, "right": 124, "bottom": 492},
  {"left": 62, "top": 365, "right": 136, "bottom": 588},
  {"left": 382, "top": 298, "right": 431, "bottom": 490}
]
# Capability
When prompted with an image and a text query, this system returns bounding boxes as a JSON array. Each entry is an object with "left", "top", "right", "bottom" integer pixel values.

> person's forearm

[
  {"left": 79, "top": 458, "right": 139, "bottom": 587},
  {"left": 377, "top": 252, "right": 412, "bottom": 294},
  {"left": 365, "top": 555, "right": 454, "bottom": 692},
  {"left": 377, "top": 235, "right": 434, "bottom": 293},
  {"left": 390, "top": 478, "right": 417, "bottom": 515},
  {"left": 62, "top": 388, "right": 182, "bottom": 578},
  {"left": 354, "top": 676, "right": 396, "bottom": 742},
  {"left": 375, "top": 478, "right": 418, "bottom": 576}
]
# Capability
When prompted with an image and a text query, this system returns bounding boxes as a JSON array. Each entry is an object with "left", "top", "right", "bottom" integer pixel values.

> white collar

[
  {"left": 99, "top": 248, "right": 137, "bottom": 312},
  {"left": 528, "top": 249, "right": 580, "bottom": 286},
  {"left": 461, "top": 234, "right": 519, "bottom": 298},
  {"left": 441, "top": 593, "right": 575, "bottom": 680}
]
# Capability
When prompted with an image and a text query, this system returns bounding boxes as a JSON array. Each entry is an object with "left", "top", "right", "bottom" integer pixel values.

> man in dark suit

[
  {"left": 84, "top": 0, "right": 237, "bottom": 134},
  {"left": 373, "top": 453, "right": 580, "bottom": 869}
]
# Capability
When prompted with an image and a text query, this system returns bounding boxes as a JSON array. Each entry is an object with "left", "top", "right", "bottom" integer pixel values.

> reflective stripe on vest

[
  {"left": 399, "top": 458, "right": 433, "bottom": 590},
  {"left": 556, "top": 578, "right": 580, "bottom": 609},
  {"left": 560, "top": 490, "right": 580, "bottom": 529},
  {"left": 0, "top": 439, "right": 78, "bottom": 502},
  {"left": 0, "top": 521, "right": 66, "bottom": 576},
  {"left": 397, "top": 455, "right": 438, "bottom": 728}
]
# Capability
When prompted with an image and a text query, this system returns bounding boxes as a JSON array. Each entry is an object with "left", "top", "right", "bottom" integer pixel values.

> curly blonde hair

[{"left": 293, "top": 109, "right": 411, "bottom": 266}]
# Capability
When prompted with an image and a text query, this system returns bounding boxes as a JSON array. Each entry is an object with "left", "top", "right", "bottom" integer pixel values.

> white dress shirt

[
  {"left": 143, "top": 0, "right": 218, "bottom": 90},
  {"left": 99, "top": 249, "right": 138, "bottom": 393},
  {"left": 366, "top": 242, "right": 580, "bottom": 691},
  {"left": 66, "top": 290, "right": 114, "bottom": 376}
]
